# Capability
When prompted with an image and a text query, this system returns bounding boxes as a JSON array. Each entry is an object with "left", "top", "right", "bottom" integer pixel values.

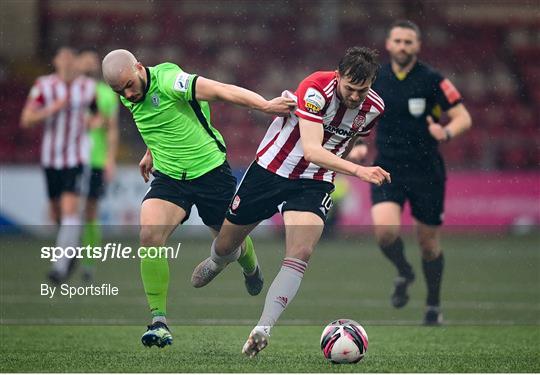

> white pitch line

[{"left": 3, "top": 294, "right": 538, "bottom": 311}]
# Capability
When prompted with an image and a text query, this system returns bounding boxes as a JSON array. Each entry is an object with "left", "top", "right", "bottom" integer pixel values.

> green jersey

[
  {"left": 89, "top": 81, "right": 119, "bottom": 168},
  {"left": 120, "top": 63, "right": 226, "bottom": 180}
]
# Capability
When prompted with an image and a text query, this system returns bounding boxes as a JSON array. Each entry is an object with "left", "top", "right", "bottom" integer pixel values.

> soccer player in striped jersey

[
  {"left": 101, "top": 49, "right": 295, "bottom": 348},
  {"left": 191, "top": 47, "right": 391, "bottom": 357},
  {"left": 21, "top": 47, "right": 96, "bottom": 284},
  {"left": 76, "top": 50, "right": 119, "bottom": 283}
]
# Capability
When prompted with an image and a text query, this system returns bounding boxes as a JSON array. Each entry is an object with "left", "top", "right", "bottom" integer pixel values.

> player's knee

[
  {"left": 287, "top": 245, "right": 313, "bottom": 262},
  {"left": 419, "top": 239, "right": 440, "bottom": 260},
  {"left": 139, "top": 226, "right": 165, "bottom": 247},
  {"left": 375, "top": 230, "right": 400, "bottom": 249},
  {"left": 214, "top": 235, "right": 238, "bottom": 256}
]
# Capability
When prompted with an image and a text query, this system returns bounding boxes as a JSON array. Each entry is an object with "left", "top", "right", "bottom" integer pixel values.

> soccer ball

[{"left": 320, "top": 319, "right": 368, "bottom": 364}]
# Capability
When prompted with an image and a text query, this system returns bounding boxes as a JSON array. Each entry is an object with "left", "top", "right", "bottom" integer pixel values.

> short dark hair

[
  {"left": 338, "top": 47, "right": 380, "bottom": 85},
  {"left": 388, "top": 20, "right": 421, "bottom": 39}
]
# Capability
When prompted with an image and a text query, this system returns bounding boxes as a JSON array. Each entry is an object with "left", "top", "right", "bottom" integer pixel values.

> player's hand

[
  {"left": 264, "top": 97, "right": 297, "bottom": 116},
  {"left": 427, "top": 116, "right": 448, "bottom": 142},
  {"left": 88, "top": 114, "right": 105, "bottom": 129},
  {"left": 50, "top": 98, "right": 68, "bottom": 115},
  {"left": 347, "top": 144, "right": 368, "bottom": 164},
  {"left": 139, "top": 150, "right": 153, "bottom": 183},
  {"left": 354, "top": 165, "right": 391, "bottom": 186}
]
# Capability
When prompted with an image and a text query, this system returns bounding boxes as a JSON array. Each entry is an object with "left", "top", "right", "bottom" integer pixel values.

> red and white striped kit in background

[
  {"left": 256, "top": 71, "right": 384, "bottom": 183},
  {"left": 27, "top": 74, "right": 96, "bottom": 169}
]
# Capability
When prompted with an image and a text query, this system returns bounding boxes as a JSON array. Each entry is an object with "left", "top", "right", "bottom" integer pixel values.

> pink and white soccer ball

[{"left": 320, "top": 319, "right": 369, "bottom": 364}]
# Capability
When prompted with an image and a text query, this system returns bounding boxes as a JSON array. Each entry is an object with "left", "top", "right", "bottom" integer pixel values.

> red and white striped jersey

[
  {"left": 26, "top": 74, "right": 96, "bottom": 169},
  {"left": 256, "top": 71, "right": 384, "bottom": 183}
]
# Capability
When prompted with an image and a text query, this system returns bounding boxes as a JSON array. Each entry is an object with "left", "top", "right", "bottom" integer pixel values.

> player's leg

[
  {"left": 139, "top": 198, "right": 186, "bottom": 348},
  {"left": 192, "top": 162, "right": 281, "bottom": 289},
  {"left": 82, "top": 197, "right": 99, "bottom": 282},
  {"left": 371, "top": 181, "right": 415, "bottom": 308},
  {"left": 49, "top": 166, "right": 84, "bottom": 284},
  {"left": 191, "top": 219, "right": 260, "bottom": 288},
  {"left": 243, "top": 210, "right": 324, "bottom": 357},
  {"left": 49, "top": 198, "right": 61, "bottom": 225},
  {"left": 243, "top": 181, "right": 331, "bottom": 357},
  {"left": 408, "top": 175, "right": 445, "bottom": 326},
  {"left": 415, "top": 221, "right": 443, "bottom": 325},
  {"left": 193, "top": 161, "right": 262, "bottom": 294},
  {"left": 207, "top": 225, "right": 262, "bottom": 295},
  {"left": 81, "top": 169, "right": 105, "bottom": 282},
  {"left": 43, "top": 167, "right": 61, "bottom": 225}
]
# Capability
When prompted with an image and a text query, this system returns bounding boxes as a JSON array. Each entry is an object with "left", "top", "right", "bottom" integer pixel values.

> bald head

[
  {"left": 102, "top": 49, "right": 138, "bottom": 85},
  {"left": 102, "top": 49, "right": 148, "bottom": 103}
]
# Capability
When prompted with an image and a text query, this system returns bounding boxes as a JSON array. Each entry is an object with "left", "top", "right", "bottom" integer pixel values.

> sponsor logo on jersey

[
  {"left": 408, "top": 98, "right": 426, "bottom": 117},
  {"left": 323, "top": 123, "right": 355, "bottom": 137},
  {"left": 304, "top": 87, "right": 325, "bottom": 114},
  {"left": 151, "top": 93, "right": 160, "bottom": 107},
  {"left": 173, "top": 72, "right": 190, "bottom": 92}
]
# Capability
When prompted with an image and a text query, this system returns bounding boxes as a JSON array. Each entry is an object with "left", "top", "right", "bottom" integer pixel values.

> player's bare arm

[
  {"left": 299, "top": 118, "right": 390, "bottom": 186},
  {"left": 138, "top": 148, "right": 153, "bottom": 183},
  {"left": 427, "top": 103, "right": 472, "bottom": 142},
  {"left": 20, "top": 98, "right": 67, "bottom": 128},
  {"left": 194, "top": 76, "right": 296, "bottom": 116}
]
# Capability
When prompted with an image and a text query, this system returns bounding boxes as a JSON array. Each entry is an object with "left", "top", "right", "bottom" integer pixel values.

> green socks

[
  {"left": 82, "top": 220, "right": 101, "bottom": 268},
  {"left": 237, "top": 235, "right": 258, "bottom": 275},
  {"left": 140, "top": 247, "right": 169, "bottom": 317}
]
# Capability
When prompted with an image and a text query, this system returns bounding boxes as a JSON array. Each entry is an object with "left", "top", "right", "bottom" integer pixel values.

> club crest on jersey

[
  {"left": 352, "top": 112, "right": 366, "bottom": 131},
  {"left": 231, "top": 195, "right": 241, "bottom": 211},
  {"left": 304, "top": 88, "right": 325, "bottom": 114},
  {"left": 408, "top": 98, "right": 426, "bottom": 117},
  {"left": 151, "top": 93, "right": 160, "bottom": 107}
]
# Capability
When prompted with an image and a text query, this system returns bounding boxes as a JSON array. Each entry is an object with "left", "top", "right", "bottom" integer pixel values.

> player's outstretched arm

[
  {"left": 194, "top": 77, "right": 296, "bottom": 116},
  {"left": 20, "top": 98, "right": 67, "bottom": 128},
  {"left": 299, "top": 119, "right": 390, "bottom": 186}
]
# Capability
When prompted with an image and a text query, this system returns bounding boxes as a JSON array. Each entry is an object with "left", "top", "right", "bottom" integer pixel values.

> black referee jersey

[{"left": 371, "top": 61, "right": 462, "bottom": 174}]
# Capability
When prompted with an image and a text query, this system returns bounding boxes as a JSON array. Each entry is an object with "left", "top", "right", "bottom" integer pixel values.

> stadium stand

[{"left": 2, "top": 0, "right": 538, "bottom": 170}]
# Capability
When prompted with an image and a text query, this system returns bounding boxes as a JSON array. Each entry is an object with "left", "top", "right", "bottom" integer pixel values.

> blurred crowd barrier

[{"left": 1, "top": 167, "right": 538, "bottom": 234}]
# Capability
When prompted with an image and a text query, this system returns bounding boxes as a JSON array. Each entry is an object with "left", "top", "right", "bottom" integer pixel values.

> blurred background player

[
  {"left": 350, "top": 20, "right": 472, "bottom": 325},
  {"left": 191, "top": 47, "right": 390, "bottom": 357},
  {"left": 76, "top": 49, "right": 119, "bottom": 283},
  {"left": 20, "top": 46, "right": 97, "bottom": 284},
  {"left": 101, "top": 49, "right": 295, "bottom": 348}
]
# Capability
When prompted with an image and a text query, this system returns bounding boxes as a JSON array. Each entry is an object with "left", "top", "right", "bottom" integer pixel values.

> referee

[{"left": 351, "top": 20, "right": 472, "bottom": 325}]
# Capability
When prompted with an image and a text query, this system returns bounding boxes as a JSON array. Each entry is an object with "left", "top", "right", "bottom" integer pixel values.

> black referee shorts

[
  {"left": 143, "top": 161, "right": 237, "bottom": 227},
  {"left": 371, "top": 171, "right": 446, "bottom": 226},
  {"left": 225, "top": 162, "right": 335, "bottom": 225}
]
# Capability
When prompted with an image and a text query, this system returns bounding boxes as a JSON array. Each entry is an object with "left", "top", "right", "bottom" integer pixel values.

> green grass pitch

[{"left": 1, "top": 231, "right": 539, "bottom": 372}]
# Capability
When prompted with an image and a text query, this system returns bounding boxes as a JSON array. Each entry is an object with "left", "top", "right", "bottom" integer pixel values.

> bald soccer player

[{"left": 101, "top": 49, "right": 295, "bottom": 348}]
